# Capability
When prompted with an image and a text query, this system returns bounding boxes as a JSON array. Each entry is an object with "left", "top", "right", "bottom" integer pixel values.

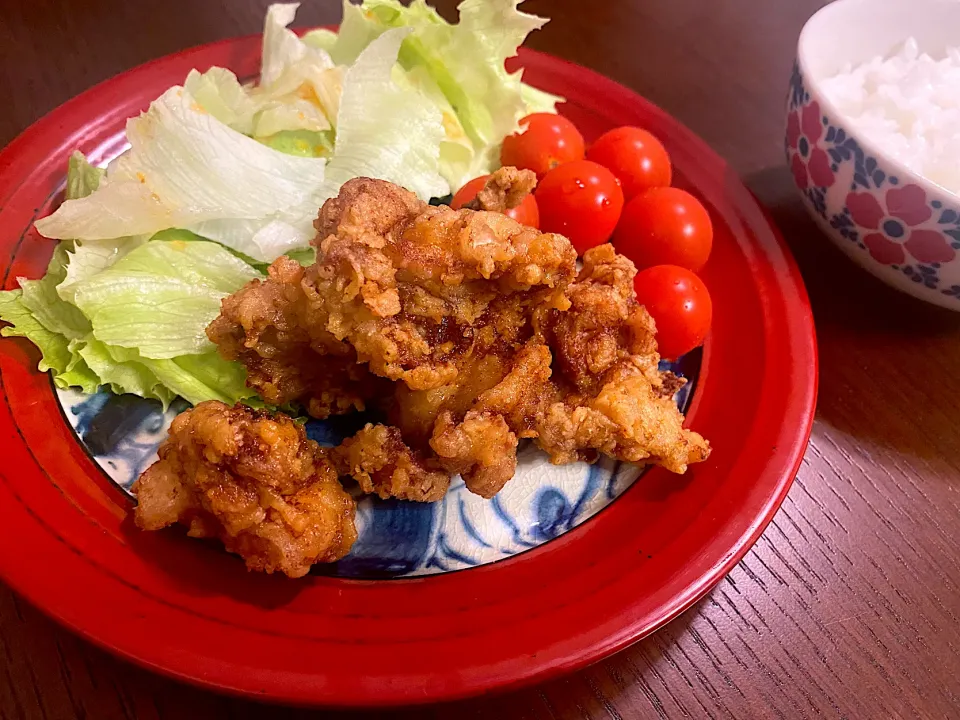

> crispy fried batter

[
  {"left": 206, "top": 256, "right": 385, "bottom": 419},
  {"left": 332, "top": 423, "right": 450, "bottom": 502},
  {"left": 204, "top": 172, "right": 710, "bottom": 506},
  {"left": 535, "top": 245, "right": 710, "bottom": 473},
  {"left": 308, "top": 177, "right": 576, "bottom": 390},
  {"left": 543, "top": 243, "right": 661, "bottom": 394},
  {"left": 132, "top": 401, "right": 357, "bottom": 577},
  {"left": 463, "top": 166, "right": 537, "bottom": 212},
  {"left": 302, "top": 176, "right": 578, "bottom": 499}
]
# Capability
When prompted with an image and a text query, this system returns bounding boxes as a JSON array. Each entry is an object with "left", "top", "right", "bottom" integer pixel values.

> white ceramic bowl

[{"left": 789, "top": 0, "right": 960, "bottom": 309}]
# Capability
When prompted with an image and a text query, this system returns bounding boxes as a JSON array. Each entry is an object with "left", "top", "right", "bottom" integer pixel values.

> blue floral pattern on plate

[{"left": 57, "top": 354, "right": 698, "bottom": 579}]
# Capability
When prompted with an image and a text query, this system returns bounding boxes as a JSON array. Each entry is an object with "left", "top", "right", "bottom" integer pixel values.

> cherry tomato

[
  {"left": 586, "top": 126, "right": 672, "bottom": 199},
  {"left": 633, "top": 265, "right": 712, "bottom": 360},
  {"left": 614, "top": 187, "right": 713, "bottom": 273},
  {"left": 451, "top": 175, "right": 541, "bottom": 228},
  {"left": 535, "top": 160, "right": 624, "bottom": 254},
  {"left": 500, "top": 113, "right": 585, "bottom": 178}
]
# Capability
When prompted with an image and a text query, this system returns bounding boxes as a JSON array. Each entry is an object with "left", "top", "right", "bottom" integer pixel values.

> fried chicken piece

[
  {"left": 205, "top": 174, "right": 709, "bottom": 506},
  {"left": 333, "top": 423, "right": 450, "bottom": 502},
  {"left": 430, "top": 411, "right": 519, "bottom": 498},
  {"left": 535, "top": 245, "right": 711, "bottom": 473},
  {"left": 535, "top": 363, "right": 710, "bottom": 472},
  {"left": 132, "top": 401, "right": 357, "bottom": 577},
  {"left": 308, "top": 172, "right": 573, "bottom": 498},
  {"left": 309, "top": 176, "right": 576, "bottom": 390},
  {"left": 206, "top": 256, "right": 384, "bottom": 419},
  {"left": 422, "top": 342, "right": 554, "bottom": 497},
  {"left": 463, "top": 166, "right": 537, "bottom": 212},
  {"left": 543, "top": 243, "right": 661, "bottom": 393}
]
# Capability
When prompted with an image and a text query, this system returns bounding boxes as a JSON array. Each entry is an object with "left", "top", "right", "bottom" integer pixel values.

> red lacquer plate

[{"left": 0, "top": 37, "right": 817, "bottom": 707}]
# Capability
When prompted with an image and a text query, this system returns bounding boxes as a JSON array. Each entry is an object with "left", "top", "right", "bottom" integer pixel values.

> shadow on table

[{"left": 746, "top": 166, "right": 960, "bottom": 467}]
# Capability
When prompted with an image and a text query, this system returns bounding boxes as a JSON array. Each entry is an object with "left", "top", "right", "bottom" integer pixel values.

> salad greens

[
  {"left": 317, "top": 0, "right": 562, "bottom": 189},
  {"left": 0, "top": 0, "right": 557, "bottom": 408},
  {"left": 71, "top": 240, "right": 262, "bottom": 359},
  {"left": 0, "top": 156, "right": 255, "bottom": 405}
]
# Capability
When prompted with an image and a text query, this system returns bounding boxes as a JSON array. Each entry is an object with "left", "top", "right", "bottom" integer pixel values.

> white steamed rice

[{"left": 820, "top": 38, "right": 960, "bottom": 193}]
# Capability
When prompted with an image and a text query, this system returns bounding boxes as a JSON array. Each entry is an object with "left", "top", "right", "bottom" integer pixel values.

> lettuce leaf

[
  {"left": 302, "top": 28, "right": 339, "bottom": 54},
  {"left": 78, "top": 336, "right": 175, "bottom": 405},
  {"left": 258, "top": 129, "right": 334, "bottom": 158},
  {"left": 329, "top": 0, "right": 562, "bottom": 188},
  {"left": 183, "top": 67, "right": 259, "bottom": 135},
  {"left": 184, "top": 62, "right": 335, "bottom": 141},
  {"left": 66, "top": 151, "right": 105, "bottom": 200},
  {"left": 154, "top": 352, "right": 252, "bottom": 405},
  {"left": 105, "top": 345, "right": 252, "bottom": 406},
  {"left": 2, "top": 154, "right": 259, "bottom": 408},
  {"left": 5, "top": 1, "right": 556, "bottom": 413},
  {"left": 261, "top": 3, "right": 335, "bottom": 86},
  {"left": 18, "top": 271, "right": 90, "bottom": 340},
  {"left": 0, "top": 290, "right": 100, "bottom": 393},
  {"left": 256, "top": 4, "right": 342, "bottom": 132},
  {"left": 35, "top": 86, "right": 330, "bottom": 262},
  {"left": 0, "top": 159, "right": 102, "bottom": 393},
  {"left": 71, "top": 239, "right": 261, "bottom": 359},
  {"left": 321, "top": 28, "right": 448, "bottom": 200}
]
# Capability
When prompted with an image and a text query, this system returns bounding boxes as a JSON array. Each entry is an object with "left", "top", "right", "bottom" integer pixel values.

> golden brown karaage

[
  {"left": 132, "top": 401, "right": 357, "bottom": 577},
  {"left": 309, "top": 172, "right": 576, "bottom": 390},
  {"left": 202, "top": 169, "right": 710, "bottom": 507},
  {"left": 533, "top": 244, "right": 711, "bottom": 473},
  {"left": 333, "top": 423, "right": 450, "bottom": 502},
  {"left": 462, "top": 166, "right": 537, "bottom": 212},
  {"left": 206, "top": 256, "right": 386, "bottom": 419}
]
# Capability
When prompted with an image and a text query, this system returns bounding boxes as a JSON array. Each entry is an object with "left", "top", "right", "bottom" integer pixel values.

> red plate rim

[{"left": 0, "top": 36, "right": 817, "bottom": 707}]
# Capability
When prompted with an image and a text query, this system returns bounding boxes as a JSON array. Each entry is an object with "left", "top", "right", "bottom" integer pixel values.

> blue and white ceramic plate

[{"left": 57, "top": 354, "right": 698, "bottom": 579}]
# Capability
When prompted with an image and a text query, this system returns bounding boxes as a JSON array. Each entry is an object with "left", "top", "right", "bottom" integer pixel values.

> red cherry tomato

[
  {"left": 500, "top": 113, "right": 585, "bottom": 178},
  {"left": 614, "top": 187, "right": 713, "bottom": 273},
  {"left": 633, "top": 265, "right": 712, "bottom": 360},
  {"left": 535, "top": 160, "right": 624, "bottom": 254},
  {"left": 451, "top": 175, "right": 540, "bottom": 228},
  {"left": 586, "top": 126, "right": 672, "bottom": 199}
]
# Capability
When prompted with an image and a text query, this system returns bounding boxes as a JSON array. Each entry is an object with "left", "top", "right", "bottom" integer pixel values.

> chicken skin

[
  {"left": 203, "top": 169, "right": 710, "bottom": 506},
  {"left": 132, "top": 401, "right": 357, "bottom": 577},
  {"left": 206, "top": 256, "right": 386, "bottom": 420},
  {"left": 309, "top": 174, "right": 576, "bottom": 390},
  {"left": 534, "top": 244, "right": 711, "bottom": 473}
]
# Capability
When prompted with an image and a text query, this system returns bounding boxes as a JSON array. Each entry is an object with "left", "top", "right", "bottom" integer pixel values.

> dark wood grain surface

[{"left": 3, "top": 1, "right": 960, "bottom": 718}]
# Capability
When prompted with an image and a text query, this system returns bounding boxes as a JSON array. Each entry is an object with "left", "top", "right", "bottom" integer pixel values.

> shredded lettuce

[{"left": 1, "top": 0, "right": 558, "bottom": 410}]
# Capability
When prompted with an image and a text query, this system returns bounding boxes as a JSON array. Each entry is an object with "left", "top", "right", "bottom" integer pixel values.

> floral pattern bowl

[{"left": 787, "top": 0, "right": 960, "bottom": 309}]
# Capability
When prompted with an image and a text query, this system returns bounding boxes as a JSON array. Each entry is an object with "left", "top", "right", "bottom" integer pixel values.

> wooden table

[{"left": 3, "top": 0, "right": 959, "bottom": 717}]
